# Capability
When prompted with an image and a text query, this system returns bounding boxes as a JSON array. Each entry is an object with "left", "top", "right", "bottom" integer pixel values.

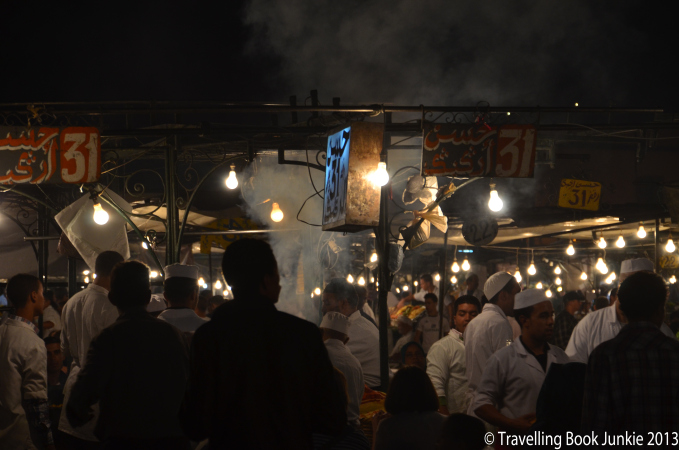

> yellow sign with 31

[{"left": 558, "top": 179, "right": 602, "bottom": 211}]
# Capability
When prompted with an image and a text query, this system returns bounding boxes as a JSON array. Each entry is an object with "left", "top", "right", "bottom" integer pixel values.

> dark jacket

[
  {"left": 181, "top": 295, "right": 338, "bottom": 450},
  {"left": 66, "top": 307, "right": 189, "bottom": 440}
]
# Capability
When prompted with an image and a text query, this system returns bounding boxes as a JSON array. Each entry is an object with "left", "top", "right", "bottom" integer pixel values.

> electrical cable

[{"left": 296, "top": 189, "right": 324, "bottom": 227}]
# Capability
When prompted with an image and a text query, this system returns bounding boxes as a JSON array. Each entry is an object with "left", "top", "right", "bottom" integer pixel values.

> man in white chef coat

[
  {"left": 566, "top": 258, "right": 676, "bottom": 363},
  {"left": 472, "top": 289, "right": 570, "bottom": 433},
  {"left": 464, "top": 272, "right": 520, "bottom": 413},
  {"left": 59, "top": 250, "right": 124, "bottom": 447},
  {"left": 426, "top": 295, "right": 481, "bottom": 415},
  {"left": 322, "top": 278, "right": 381, "bottom": 389},
  {"left": 319, "top": 312, "right": 364, "bottom": 428},
  {"left": 158, "top": 264, "right": 208, "bottom": 333}
]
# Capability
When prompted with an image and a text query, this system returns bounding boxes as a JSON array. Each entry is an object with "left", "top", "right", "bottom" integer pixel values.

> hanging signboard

[
  {"left": 421, "top": 123, "right": 536, "bottom": 178},
  {"left": 558, "top": 178, "right": 601, "bottom": 211},
  {"left": 0, "top": 126, "right": 101, "bottom": 185},
  {"left": 322, "top": 122, "right": 384, "bottom": 232}
]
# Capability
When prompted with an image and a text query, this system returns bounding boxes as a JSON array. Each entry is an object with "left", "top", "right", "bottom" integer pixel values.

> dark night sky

[{"left": 3, "top": 1, "right": 678, "bottom": 110}]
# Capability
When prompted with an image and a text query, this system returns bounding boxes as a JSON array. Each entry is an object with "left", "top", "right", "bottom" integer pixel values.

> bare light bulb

[
  {"left": 370, "top": 277, "right": 375, "bottom": 283},
  {"left": 451, "top": 261, "right": 460, "bottom": 273},
  {"left": 596, "top": 258, "right": 608, "bottom": 274},
  {"left": 671, "top": 275, "right": 677, "bottom": 284},
  {"left": 142, "top": 241, "right": 149, "bottom": 249},
  {"left": 83, "top": 270, "right": 90, "bottom": 275},
  {"left": 488, "top": 185, "right": 503, "bottom": 212},
  {"left": 536, "top": 281, "right": 543, "bottom": 289},
  {"left": 616, "top": 234, "right": 625, "bottom": 248},
  {"left": 314, "top": 287, "right": 321, "bottom": 296},
  {"left": 395, "top": 287, "right": 400, "bottom": 294},
  {"left": 434, "top": 273, "right": 441, "bottom": 282},
  {"left": 637, "top": 224, "right": 647, "bottom": 238},
  {"left": 546, "top": 289, "right": 553, "bottom": 298},
  {"left": 215, "top": 280, "right": 222, "bottom": 290},
  {"left": 198, "top": 277, "right": 205, "bottom": 286},
  {"left": 370, "top": 252, "right": 378, "bottom": 263},
  {"left": 402, "top": 285, "right": 408, "bottom": 291},
  {"left": 347, "top": 274, "right": 354, "bottom": 284},
  {"left": 373, "top": 162, "right": 390, "bottom": 187},
  {"left": 557, "top": 286, "right": 563, "bottom": 292},
  {"left": 413, "top": 281, "right": 418, "bottom": 287},
  {"left": 223, "top": 290, "right": 229, "bottom": 296},
  {"left": 567, "top": 242, "right": 575, "bottom": 256},
  {"left": 514, "top": 269, "right": 522, "bottom": 283},
  {"left": 554, "top": 266, "right": 561, "bottom": 275},
  {"left": 271, "top": 203, "right": 284, "bottom": 222},
  {"left": 451, "top": 276, "right": 457, "bottom": 283},
  {"left": 93, "top": 202, "right": 109, "bottom": 225},
  {"left": 225, "top": 166, "right": 239, "bottom": 190},
  {"left": 358, "top": 276, "right": 366, "bottom": 286},
  {"left": 150, "top": 271, "right": 158, "bottom": 279},
  {"left": 555, "top": 277, "right": 562, "bottom": 285},
  {"left": 580, "top": 271, "right": 588, "bottom": 280},
  {"left": 462, "top": 259, "right": 471, "bottom": 271},
  {"left": 598, "top": 236, "right": 607, "bottom": 249},
  {"left": 528, "top": 263, "right": 537, "bottom": 276},
  {"left": 609, "top": 272, "right": 616, "bottom": 281},
  {"left": 667, "top": 238, "right": 676, "bottom": 253},
  {"left": 84, "top": 276, "right": 90, "bottom": 283}
]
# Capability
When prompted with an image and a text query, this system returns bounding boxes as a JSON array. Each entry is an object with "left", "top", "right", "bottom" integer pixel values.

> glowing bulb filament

[
  {"left": 451, "top": 261, "right": 460, "bottom": 273},
  {"left": 488, "top": 185, "right": 503, "bottom": 212},
  {"left": 461, "top": 259, "right": 471, "bottom": 271},
  {"left": 598, "top": 237, "right": 607, "bottom": 249},
  {"left": 225, "top": 168, "right": 238, "bottom": 189},
  {"left": 271, "top": 202, "right": 284, "bottom": 222},
  {"left": 528, "top": 264, "right": 537, "bottom": 276},
  {"left": 667, "top": 239, "right": 676, "bottom": 253},
  {"left": 637, "top": 224, "right": 647, "bottom": 238},
  {"left": 567, "top": 242, "right": 575, "bottom": 256},
  {"left": 93, "top": 202, "right": 109, "bottom": 225},
  {"left": 373, "top": 162, "right": 390, "bottom": 187},
  {"left": 616, "top": 235, "right": 625, "bottom": 248}
]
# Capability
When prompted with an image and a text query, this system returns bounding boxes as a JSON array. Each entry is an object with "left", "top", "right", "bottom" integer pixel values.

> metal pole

[
  {"left": 68, "top": 257, "right": 77, "bottom": 298},
  {"left": 165, "top": 136, "right": 179, "bottom": 264},
  {"left": 208, "top": 250, "right": 213, "bottom": 295},
  {"left": 377, "top": 145, "right": 391, "bottom": 391},
  {"left": 439, "top": 231, "right": 448, "bottom": 339},
  {"left": 655, "top": 218, "right": 660, "bottom": 272}
]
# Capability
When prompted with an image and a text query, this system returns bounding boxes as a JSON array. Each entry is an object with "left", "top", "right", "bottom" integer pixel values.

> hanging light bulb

[
  {"left": 596, "top": 257, "right": 608, "bottom": 274},
  {"left": 616, "top": 233, "right": 625, "bottom": 248},
  {"left": 546, "top": 289, "right": 553, "bottom": 298},
  {"left": 376, "top": 281, "right": 379, "bottom": 287},
  {"left": 150, "top": 271, "right": 158, "bottom": 279},
  {"left": 667, "top": 234, "right": 676, "bottom": 253},
  {"left": 637, "top": 223, "right": 647, "bottom": 238},
  {"left": 93, "top": 274, "right": 97, "bottom": 279},
  {"left": 514, "top": 269, "right": 522, "bottom": 283},
  {"left": 536, "top": 281, "right": 543, "bottom": 289},
  {"left": 142, "top": 241, "right": 149, "bottom": 250},
  {"left": 358, "top": 276, "right": 366, "bottom": 286},
  {"left": 314, "top": 287, "right": 321, "bottom": 296},
  {"left": 566, "top": 241, "right": 575, "bottom": 256},
  {"left": 270, "top": 202, "right": 284, "bottom": 222},
  {"left": 609, "top": 272, "right": 616, "bottom": 281},
  {"left": 488, "top": 183, "right": 503, "bottom": 212},
  {"left": 83, "top": 270, "right": 90, "bottom": 275},
  {"left": 311, "top": 292, "right": 314, "bottom": 298},
  {"left": 215, "top": 280, "right": 222, "bottom": 290},
  {"left": 598, "top": 236, "right": 607, "bottom": 249},
  {"left": 84, "top": 276, "right": 90, "bottom": 283},
  {"left": 451, "top": 260, "right": 460, "bottom": 273},
  {"left": 225, "top": 164, "right": 239, "bottom": 189},
  {"left": 198, "top": 277, "right": 205, "bottom": 286},
  {"left": 557, "top": 286, "right": 563, "bottom": 292},
  {"left": 670, "top": 275, "right": 677, "bottom": 284},
  {"left": 451, "top": 276, "right": 457, "bottom": 284},
  {"left": 580, "top": 271, "right": 588, "bottom": 280},
  {"left": 92, "top": 201, "right": 109, "bottom": 225},
  {"left": 395, "top": 287, "right": 400, "bottom": 294},
  {"left": 372, "top": 162, "right": 390, "bottom": 187},
  {"left": 347, "top": 274, "right": 354, "bottom": 284},
  {"left": 462, "top": 258, "right": 471, "bottom": 271},
  {"left": 554, "top": 266, "right": 561, "bottom": 275},
  {"left": 528, "top": 263, "right": 537, "bottom": 276},
  {"left": 223, "top": 290, "right": 229, "bottom": 296},
  {"left": 370, "top": 252, "right": 378, "bottom": 263},
  {"left": 402, "top": 285, "right": 408, "bottom": 291},
  {"left": 370, "top": 277, "right": 375, "bottom": 283},
  {"left": 434, "top": 273, "right": 441, "bottom": 282},
  {"left": 413, "top": 281, "right": 418, "bottom": 287},
  {"left": 555, "top": 277, "right": 562, "bottom": 285}
]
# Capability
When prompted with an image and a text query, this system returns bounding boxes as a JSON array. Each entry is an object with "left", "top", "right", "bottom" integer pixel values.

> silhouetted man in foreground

[{"left": 181, "top": 239, "right": 338, "bottom": 450}]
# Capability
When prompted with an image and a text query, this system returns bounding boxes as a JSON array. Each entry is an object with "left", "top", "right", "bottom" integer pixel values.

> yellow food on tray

[{"left": 390, "top": 304, "right": 426, "bottom": 321}]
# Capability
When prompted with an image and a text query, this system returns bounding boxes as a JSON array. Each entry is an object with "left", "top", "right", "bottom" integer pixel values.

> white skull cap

[
  {"left": 164, "top": 263, "right": 199, "bottom": 280},
  {"left": 620, "top": 258, "right": 654, "bottom": 274},
  {"left": 320, "top": 312, "right": 351, "bottom": 335},
  {"left": 484, "top": 272, "right": 514, "bottom": 300},
  {"left": 514, "top": 289, "right": 550, "bottom": 310}
]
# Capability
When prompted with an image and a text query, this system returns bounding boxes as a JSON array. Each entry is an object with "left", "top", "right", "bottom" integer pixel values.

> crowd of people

[{"left": 1, "top": 240, "right": 678, "bottom": 449}]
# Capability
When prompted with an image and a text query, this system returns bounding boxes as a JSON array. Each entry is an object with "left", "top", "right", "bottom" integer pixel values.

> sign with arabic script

[
  {"left": 558, "top": 178, "right": 601, "bottom": 211},
  {"left": 322, "top": 122, "right": 383, "bottom": 232},
  {"left": 421, "top": 124, "right": 536, "bottom": 178},
  {"left": 0, "top": 126, "right": 101, "bottom": 185}
]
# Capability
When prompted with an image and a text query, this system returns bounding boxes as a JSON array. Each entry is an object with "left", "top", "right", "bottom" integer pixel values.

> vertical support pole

[
  {"left": 165, "top": 136, "right": 179, "bottom": 264},
  {"left": 68, "top": 257, "right": 77, "bottom": 298},
  {"left": 37, "top": 205, "right": 48, "bottom": 336},
  {"left": 208, "top": 250, "right": 214, "bottom": 295},
  {"left": 438, "top": 231, "right": 448, "bottom": 339},
  {"left": 377, "top": 141, "right": 391, "bottom": 391},
  {"left": 655, "top": 218, "right": 660, "bottom": 272}
]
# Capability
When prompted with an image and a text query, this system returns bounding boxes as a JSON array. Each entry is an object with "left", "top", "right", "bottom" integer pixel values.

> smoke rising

[{"left": 244, "top": 1, "right": 645, "bottom": 106}]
